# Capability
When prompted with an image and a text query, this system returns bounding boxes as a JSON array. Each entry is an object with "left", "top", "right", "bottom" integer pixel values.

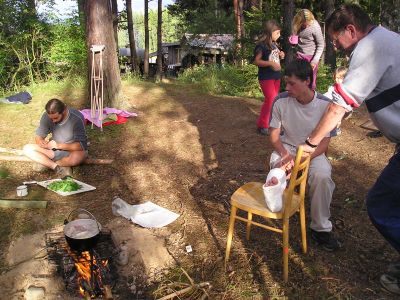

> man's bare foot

[{"left": 33, "top": 163, "right": 47, "bottom": 172}]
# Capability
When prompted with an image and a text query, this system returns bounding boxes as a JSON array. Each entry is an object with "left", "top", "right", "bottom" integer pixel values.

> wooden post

[{"left": 90, "top": 45, "right": 105, "bottom": 131}]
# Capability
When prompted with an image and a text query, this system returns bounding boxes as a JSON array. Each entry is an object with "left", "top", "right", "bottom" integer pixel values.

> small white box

[{"left": 16, "top": 185, "right": 28, "bottom": 197}]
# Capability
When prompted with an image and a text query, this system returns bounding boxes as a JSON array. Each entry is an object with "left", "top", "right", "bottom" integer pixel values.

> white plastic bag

[
  {"left": 111, "top": 197, "right": 180, "bottom": 228},
  {"left": 112, "top": 197, "right": 141, "bottom": 219},
  {"left": 263, "top": 168, "right": 287, "bottom": 212}
]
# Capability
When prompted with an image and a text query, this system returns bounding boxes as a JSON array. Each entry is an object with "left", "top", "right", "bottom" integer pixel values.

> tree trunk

[
  {"left": 263, "top": 0, "right": 269, "bottom": 15},
  {"left": 77, "top": 0, "right": 86, "bottom": 31},
  {"left": 143, "top": 0, "right": 149, "bottom": 78},
  {"left": 111, "top": 0, "right": 119, "bottom": 50},
  {"left": 282, "top": 0, "right": 295, "bottom": 65},
  {"left": 26, "top": 0, "right": 37, "bottom": 18},
  {"left": 324, "top": 0, "right": 336, "bottom": 70},
  {"left": 239, "top": 0, "right": 245, "bottom": 37},
  {"left": 233, "top": 0, "right": 243, "bottom": 64},
  {"left": 248, "top": 0, "right": 260, "bottom": 10},
  {"left": 85, "top": 0, "right": 121, "bottom": 107},
  {"left": 126, "top": 0, "right": 139, "bottom": 72},
  {"left": 380, "top": 0, "right": 400, "bottom": 33},
  {"left": 155, "top": 0, "right": 163, "bottom": 81}
]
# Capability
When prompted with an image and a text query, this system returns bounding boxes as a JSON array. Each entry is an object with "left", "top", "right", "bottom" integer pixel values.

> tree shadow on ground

[{"left": 166, "top": 83, "right": 398, "bottom": 299}]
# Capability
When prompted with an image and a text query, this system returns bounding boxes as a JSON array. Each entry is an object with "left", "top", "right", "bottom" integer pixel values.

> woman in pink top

[{"left": 290, "top": 9, "right": 325, "bottom": 90}]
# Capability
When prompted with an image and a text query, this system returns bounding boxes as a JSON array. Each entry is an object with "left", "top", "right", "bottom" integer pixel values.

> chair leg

[
  {"left": 282, "top": 218, "right": 289, "bottom": 282},
  {"left": 299, "top": 202, "right": 307, "bottom": 254},
  {"left": 246, "top": 212, "right": 253, "bottom": 241},
  {"left": 225, "top": 205, "right": 237, "bottom": 266}
]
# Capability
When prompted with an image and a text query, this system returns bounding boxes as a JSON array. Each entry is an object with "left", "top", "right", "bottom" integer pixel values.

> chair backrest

[{"left": 283, "top": 146, "right": 311, "bottom": 217}]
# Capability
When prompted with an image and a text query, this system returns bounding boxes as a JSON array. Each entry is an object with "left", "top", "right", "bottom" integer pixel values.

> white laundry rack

[{"left": 90, "top": 45, "right": 105, "bottom": 131}]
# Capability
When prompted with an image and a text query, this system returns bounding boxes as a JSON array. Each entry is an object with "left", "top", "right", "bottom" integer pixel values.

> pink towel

[{"left": 80, "top": 107, "right": 138, "bottom": 128}]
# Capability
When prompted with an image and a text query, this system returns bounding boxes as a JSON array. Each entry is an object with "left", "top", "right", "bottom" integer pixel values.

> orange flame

[{"left": 67, "top": 249, "right": 109, "bottom": 298}]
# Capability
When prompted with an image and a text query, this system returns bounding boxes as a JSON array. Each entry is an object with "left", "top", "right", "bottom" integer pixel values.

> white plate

[{"left": 37, "top": 178, "right": 96, "bottom": 196}]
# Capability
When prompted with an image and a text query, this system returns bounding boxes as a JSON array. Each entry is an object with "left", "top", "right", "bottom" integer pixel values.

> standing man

[
  {"left": 23, "top": 98, "right": 88, "bottom": 176},
  {"left": 299, "top": 4, "right": 400, "bottom": 294},
  {"left": 269, "top": 59, "right": 340, "bottom": 251}
]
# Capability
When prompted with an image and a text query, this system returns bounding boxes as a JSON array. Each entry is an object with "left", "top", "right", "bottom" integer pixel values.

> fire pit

[{"left": 45, "top": 228, "right": 118, "bottom": 299}]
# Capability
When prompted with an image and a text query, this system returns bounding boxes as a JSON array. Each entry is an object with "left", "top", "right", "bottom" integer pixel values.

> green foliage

[
  {"left": 316, "top": 64, "right": 333, "bottom": 94},
  {"left": 184, "top": 11, "right": 234, "bottom": 35},
  {"left": 0, "top": 2, "right": 86, "bottom": 93},
  {"left": 167, "top": 0, "right": 235, "bottom": 37},
  {"left": 177, "top": 64, "right": 262, "bottom": 98},
  {"left": 118, "top": 9, "right": 184, "bottom": 52},
  {"left": 176, "top": 62, "right": 338, "bottom": 100},
  {"left": 44, "top": 19, "right": 87, "bottom": 79},
  {"left": 121, "top": 70, "right": 144, "bottom": 84},
  {"left": 0, "top": 21, "right": 51, "bottom": 91}
]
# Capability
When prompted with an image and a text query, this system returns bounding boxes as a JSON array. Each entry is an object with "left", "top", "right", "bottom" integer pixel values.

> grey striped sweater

[
  {"left": 297, "top": 20, "right": 325, "bottom": 65},
  {"left": 331, "top": 26, "right": 400, "bottom": 144}
]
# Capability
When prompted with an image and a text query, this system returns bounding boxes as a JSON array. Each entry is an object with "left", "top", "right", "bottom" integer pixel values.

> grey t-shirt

[
  {"left": 270, "top": 91, "right": 337, "bottom": 147},
  {"left": 36, "top": 108, "right": 88, "bottom": 150}
]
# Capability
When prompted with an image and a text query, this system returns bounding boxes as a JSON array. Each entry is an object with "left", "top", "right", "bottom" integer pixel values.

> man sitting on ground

[
  {"left": 268, "top": 59, "right": 340, "bottom": 251},
  {"left": 23, "top": 98, "right": 88, "bottom": 176}
]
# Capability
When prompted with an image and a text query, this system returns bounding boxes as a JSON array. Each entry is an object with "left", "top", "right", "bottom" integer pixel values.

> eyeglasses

[{"left": 331, "top": 30, "right": 345, "bottom": 47}]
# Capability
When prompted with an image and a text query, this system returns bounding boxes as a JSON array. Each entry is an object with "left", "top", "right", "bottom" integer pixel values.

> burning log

[
  {"left": 45, "top": 231, "right": 118, "bottom": 299},
  {"left": 104, "top": 285, "right": 113, "bottom": 299},
  {"left": 84, "top": 291, "right": 91, "bottom": 300}
]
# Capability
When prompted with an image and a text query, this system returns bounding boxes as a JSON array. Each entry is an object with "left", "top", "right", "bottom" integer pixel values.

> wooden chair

[{"left": 224, "top": 146, "right": 311, "bottom": 282}]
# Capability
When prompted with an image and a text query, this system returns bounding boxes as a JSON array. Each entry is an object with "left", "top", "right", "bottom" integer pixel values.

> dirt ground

[{"left": 0, "top": 80, "right": 398, "bottom": 299}]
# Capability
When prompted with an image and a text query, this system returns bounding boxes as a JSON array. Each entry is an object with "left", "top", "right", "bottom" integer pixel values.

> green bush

[
  {"left": 177, "top": 62, "right": 337, "bottom": 101},
  {"left": 316, "top": 64, "right": 333, "bottom": 94},
  {"left": 178, "top": 64, "right": 263, "bottom": 98},
  {"left": 45, "top": 20, "right": 87, "bottom": 79}
]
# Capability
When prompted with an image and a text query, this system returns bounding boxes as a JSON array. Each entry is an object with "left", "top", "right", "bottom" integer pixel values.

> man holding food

[{"left": 23, "top": 98, "right": 88, "bottom": 177}]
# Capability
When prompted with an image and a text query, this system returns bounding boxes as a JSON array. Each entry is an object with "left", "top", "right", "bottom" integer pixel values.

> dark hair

[
  {"left": 284, "top": 59, "right": 313, "bottom": 85},
  {"left": 326, "top": 4, "right": 373, "bottom": 33},
  {"left": 257, "top": 19, "right": 281, "bottom": 50},
  {"left": 45, "top": 98, "right": 66, "bottom": 114}
]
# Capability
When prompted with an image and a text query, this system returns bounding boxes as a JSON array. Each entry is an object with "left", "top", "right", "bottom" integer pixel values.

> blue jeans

[{"left": 366, "top": 148, "right": 400, "bottom": 253}]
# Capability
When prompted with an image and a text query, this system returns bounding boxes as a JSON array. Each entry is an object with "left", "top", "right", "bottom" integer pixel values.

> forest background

[{"left": 0, "top": 0, "right": 399, "bottom": 100}]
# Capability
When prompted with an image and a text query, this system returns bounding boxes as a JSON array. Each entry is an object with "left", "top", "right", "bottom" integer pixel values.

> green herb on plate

[{"left": 48, "top": 177, "right": 82, "bottom": 192}]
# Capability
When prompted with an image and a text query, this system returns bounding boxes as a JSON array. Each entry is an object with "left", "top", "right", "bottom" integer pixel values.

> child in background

[
  {"left": 324, "top": 66, "right": 347, "bottom": 99},
  {"left": 253, "top": 20, "right": 285, "bottom": 136},
  {"left": 324, "top": 66, "right": 348, "bottom": 134}
]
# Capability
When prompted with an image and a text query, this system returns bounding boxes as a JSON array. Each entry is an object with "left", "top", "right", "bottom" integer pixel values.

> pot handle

[{"left": 66, "top": 208, "right": 101, "bottom": 231}]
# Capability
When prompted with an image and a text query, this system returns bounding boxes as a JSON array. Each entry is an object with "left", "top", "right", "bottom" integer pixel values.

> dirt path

[{"left": 0, "top": 81, "right": 398, "bottom": 299}]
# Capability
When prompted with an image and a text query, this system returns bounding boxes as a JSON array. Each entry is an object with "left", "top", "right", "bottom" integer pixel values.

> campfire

[
  {"left": 69, "top": 249, "right": 112, "bottom": 299},
  {"left": 46, "top": 230, "right": 118, "bottom": 299}
]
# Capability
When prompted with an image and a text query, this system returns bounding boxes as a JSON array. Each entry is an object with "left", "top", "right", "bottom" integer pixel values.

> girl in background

[
  {"left": 290, "top": 9, "right": 324, "bottom": 90},
  {"left": 254, "top": 20, "right": 285, "bottom": 136}
]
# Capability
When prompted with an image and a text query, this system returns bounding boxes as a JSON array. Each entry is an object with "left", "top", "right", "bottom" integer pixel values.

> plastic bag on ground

[
  {"left": 111, "top": 197, "right": 180, "bottom": 228},
  {"left": 263, "top": 168, "right": 287, "bottom": 212}
]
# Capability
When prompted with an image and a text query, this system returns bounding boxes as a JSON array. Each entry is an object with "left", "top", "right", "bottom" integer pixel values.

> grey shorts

[{"left": 52, "top": 150, "right": 70, "bottom": 161}]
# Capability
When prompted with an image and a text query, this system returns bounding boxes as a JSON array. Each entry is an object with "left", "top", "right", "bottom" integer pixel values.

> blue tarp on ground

[{"left": 0, "top": 91, "right": 32, "bottom": 104}]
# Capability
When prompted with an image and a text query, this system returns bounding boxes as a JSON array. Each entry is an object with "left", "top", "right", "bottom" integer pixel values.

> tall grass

[
  {"left": 177, "top": 64, "right": 263, "bottom": 99},
  {"left": 177, "top": 63, "right": 334, "bottom": 100}
]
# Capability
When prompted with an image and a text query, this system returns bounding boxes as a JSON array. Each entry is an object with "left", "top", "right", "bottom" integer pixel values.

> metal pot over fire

[{"left": 64, "top": 208, "right": 102, "bottom": 252}]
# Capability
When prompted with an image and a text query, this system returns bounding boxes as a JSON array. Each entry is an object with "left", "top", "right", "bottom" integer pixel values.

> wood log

[
  {"left": 0, "top": 154, "right": 113, "bottom": 165},
  {"left": 104, "top": 285, "right": 113, "bottom": 299},
  {"left": 0, "top": 199, "right": 48, "bottom": 209},
  {"left": 0, "top": 147, "right": 24, "bottom": 155}
]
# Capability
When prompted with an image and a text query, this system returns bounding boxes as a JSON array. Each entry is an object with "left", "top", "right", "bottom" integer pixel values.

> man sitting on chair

[
  {"left": 23, "top": 98, "right": 88, "bottom": 177},
  {"left": 269, "top": 59, "right": 340, "bottom": 251}
]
